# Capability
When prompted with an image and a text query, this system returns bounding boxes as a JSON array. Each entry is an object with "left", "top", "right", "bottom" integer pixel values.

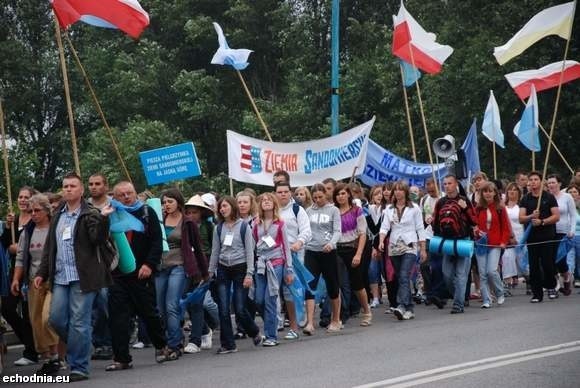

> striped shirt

[{"left": 54, "top": 206, "right": 80, "bottom": 285}]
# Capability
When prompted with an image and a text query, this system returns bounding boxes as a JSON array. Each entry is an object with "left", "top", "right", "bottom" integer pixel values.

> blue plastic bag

[
  {"left": 109, "top": 199, "right": 145, "bottom": 233},
  {"left": 475, "top": 234, "right": 489, "bottom": 256},
  {"left": 286, "top": 277, "right": 306, "bottom": 324},
  {"left": 179, "top": 282, "right": 210, "bottom": 319},
  {"left": 556, "top": 236, "right": 574, "bottom": 263}
]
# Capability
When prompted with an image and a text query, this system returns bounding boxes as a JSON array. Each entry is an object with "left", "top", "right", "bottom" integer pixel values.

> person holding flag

[{"left": 518, "top": 172, "right": 560, "bottom": 302}]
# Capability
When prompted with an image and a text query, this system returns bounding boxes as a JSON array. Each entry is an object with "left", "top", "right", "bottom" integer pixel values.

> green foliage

[{"left": 0, "top": 0, "right": 578, "bottom": 206}]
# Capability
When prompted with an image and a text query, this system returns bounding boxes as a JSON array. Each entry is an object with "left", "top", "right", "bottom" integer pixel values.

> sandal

[
  {"left": 302, "top": 325, "right": 315, "bottom": 336},
  {"left": 360, "top": 312, "right": 372, "bottom": 327},
  {"left": 105, "top": 362, "right": 133, "bottom": 372}
]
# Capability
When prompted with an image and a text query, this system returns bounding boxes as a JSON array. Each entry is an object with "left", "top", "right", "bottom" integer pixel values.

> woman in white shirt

[
  {"left": 378, "top": 181, "right": 427, "bottom": 320},
  {"left": 502, "top": 183, "right": 524, "bottom": 290}
]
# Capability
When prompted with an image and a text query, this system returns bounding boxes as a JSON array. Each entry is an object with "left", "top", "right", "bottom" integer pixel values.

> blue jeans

[
  {"left": 476, "top": 248, "right": 504, "bottom": 305},
  {"left": 568, "top": 234, "right": 580, "bottom": 279},
  {"left": 155, "top": 265, "right": 187, "bottom": 350},
  {"left": 254, "top": 265, "right": 284, "bottom": 341},
  {"left": 216, "top": 264, "right": 259, "bottom": 350},
  {"left": 187, "top": 283, "right": 211, "bottom": 346},
  {"left": 368, "top": 259, "right": 381, "bottom": 284},
  {"left": 92, "top": 288, "right": 111, "bottom": 348},
  {"left": 425, "top": 251, "right": 448, "bottom": 299},
  {"left": 391, "top": 253, "right": 416, "bottom": 312},
  {"left": 442, "top": 255, "right": 471, "bottom": 310},
  {"left": 49, "top": 282, "right": 97, "bottom": 376},
  {"left": 203, "top": 290, "right": 219, "bottom": 330}
]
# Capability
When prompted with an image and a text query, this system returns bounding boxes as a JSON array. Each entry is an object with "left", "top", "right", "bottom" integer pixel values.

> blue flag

[
  {"left": 460, "top": 118, "right": 481, "bottom": 177},
  {"left": 210, "top": 22, "right": 253, "bottom": 70},
  {"left": 481, "top": 90, "right": 505, "bottom": 148},
  {"left": 513, "top": 85, "right": 540, "bottom": 151},
  {"left": 400, "top": 60, "right": 421, "bottom": 87}
]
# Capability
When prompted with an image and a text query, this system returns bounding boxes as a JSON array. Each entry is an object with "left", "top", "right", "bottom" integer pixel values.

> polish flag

[
  {"left": 392, "top": 2, "right": 454, "bottom": 74},
  {"left": 505, "top": 60, "right": 580, "bottom": 100},
  {"left": 51, "top": 0, "right": 150, "bottom": 39}
]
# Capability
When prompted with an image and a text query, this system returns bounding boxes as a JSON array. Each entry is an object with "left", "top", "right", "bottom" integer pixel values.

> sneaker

[
  {"left": 284, "top": 329, "right": 299, "bottom": 340},
  {"left": 216, "top": 346, "right": 238, "bottom": 355},
  {"left": 369, "top": 299, "right": 380, "bottom": 309},
  {"left": 68, "top": 372, "right": 89, "bottom": 382},
  {"left": 234, "top": 331, "right": 247, "bottom": 340},
  {"left": 402, "top": 311, "right": 415, "bottom": 320},
  {"left": 14, "top": 357, "right": 37, "bottom": 366},
  {"left": 481, "top": 303, "right": 491, "bottom": 309},
  {"left": 450, "top": 306, "right": 464, "bottom": 314},
  {"left": 384, "top": 307, "right": 395, "bottom": 314},
  {"left": 497, "top": 295, "right": 505, "bottom": 305},
  {"left": 574, "top": 280, "right": 580, "bottom": 288},
  {"left": 262, "top": 339, "right": 278, "bottom": 347},
  {"left": 428, "top": 296, "right": 445, "bottom": 309},
  {"left": 252, "top": 334, "right": 265, "bottom": 347},
  {"left": 201, "top": 329, "right": 213, "bottom": 350},
  {"left": 92, "top": 346, "right": 113, "bottom": 360},
  {"left": 36, "top": 359, "right": 61, "bottom": 376},
  {"left": 132, "top": 341, "right": 145, "bottom": 349},
  {"left": 393, "top": 307, "right": 404, "bottom": 321},
  {"left": 530, "top": 297, "right": 542, "bottom": 303},
  {"left": 548, "top": 289, "right": 558, "bottom": 300},
  {"left": 184, "top": 343, "right": 201, "bottom": 354}
]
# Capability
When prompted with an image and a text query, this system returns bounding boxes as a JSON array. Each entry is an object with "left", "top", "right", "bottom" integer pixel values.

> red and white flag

[
  {"left": 392, "top": 2, "right": 454, "bottom": 74},
  {"left": 505, "top": 60, "right": 580, "bottom": 100}
]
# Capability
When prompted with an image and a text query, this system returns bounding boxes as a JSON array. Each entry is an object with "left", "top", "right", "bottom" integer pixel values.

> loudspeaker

[{"left": 433, "top": 135, "right": 456, "bottom": 158}]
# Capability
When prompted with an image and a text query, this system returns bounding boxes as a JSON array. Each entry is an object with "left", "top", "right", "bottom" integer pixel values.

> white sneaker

[
  {"left": 481, "top": 303, "right": 491, "bottom": 309},
  {"left": 497, "top": 295, "right": 505, "bottom": 305},
  {"left": 402, "top": 310, "right": 415, "bottom": 320},
  {"left": 132, "top": 341, "right": 145, "bottom": 349},
  {"left": 369, "top": 299, "right": 380, "bottom": 308},
  {"left": 200, "top": 329, "right": 213, "bottom": 350},
  {"left": 14, "top": 357, "right": 37, "bottom": 366},
  {"left": 184, "top": 343, "right": 201, "bottom": 354}
]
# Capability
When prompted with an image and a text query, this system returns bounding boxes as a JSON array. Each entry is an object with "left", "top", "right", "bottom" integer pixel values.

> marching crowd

[{"left": 1, "top": 168, "right": 579, "bottom": 381}]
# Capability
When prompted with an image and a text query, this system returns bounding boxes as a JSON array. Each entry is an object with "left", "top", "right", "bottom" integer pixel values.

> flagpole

[
  {"left": 408, "top": 48, "right": 439, "bottom": 196},
  {"left": 539, "top": 123, "right": 573, "bottom": 174},
  {"left": 63, "top": 33, "right": 133, "bottom": 183},
  {"left": 0, "top": 99, "right": 15, "bottom": 245},
  {"left": 54, "top": 16, "right": 81, "bottom": 177},
  {"left": 536, "top": 0, "right": 576, "bottom": 211},
  {"left": 399, "top": 64, "right": 417, "bottom": 162},
  {"left": 236, "top": 70, "right": 273, "bottom": 142},
  {"left": 229, "top": 178, "right": 234, "bottom": 197}
]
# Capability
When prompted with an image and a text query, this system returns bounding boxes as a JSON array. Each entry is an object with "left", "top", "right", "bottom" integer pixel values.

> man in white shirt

[{"left": 275, "top": 181, "right": 311, "bottom": 340}]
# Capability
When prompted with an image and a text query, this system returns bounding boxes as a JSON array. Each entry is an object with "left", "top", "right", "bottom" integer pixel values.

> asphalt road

[{"left": 2, "top": 285, "right": 580, "bottom": 388}]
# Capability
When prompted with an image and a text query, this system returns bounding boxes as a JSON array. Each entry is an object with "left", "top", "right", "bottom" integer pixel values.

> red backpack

[{"left": 437, "top": 198, "right": 467, "bottom": 238}]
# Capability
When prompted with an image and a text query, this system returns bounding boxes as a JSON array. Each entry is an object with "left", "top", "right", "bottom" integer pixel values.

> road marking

[{"left": 354, "top": 340, "right": 580, "bottom": 388}]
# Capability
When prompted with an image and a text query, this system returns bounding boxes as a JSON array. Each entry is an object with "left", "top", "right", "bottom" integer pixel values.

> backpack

[
  {"left": 437, "top": 198, "right": 466, "bottom": 238},
  {"left": 216, "top": 221, "right": 248, "bottom": 247}
]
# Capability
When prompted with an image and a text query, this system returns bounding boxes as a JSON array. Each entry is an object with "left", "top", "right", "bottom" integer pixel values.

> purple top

[{"left": 339, "top": 206, "right": 367, "bottom": 244}]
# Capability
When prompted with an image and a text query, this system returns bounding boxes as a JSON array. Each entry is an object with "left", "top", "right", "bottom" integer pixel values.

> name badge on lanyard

[
  {"left": 62, "top": 226, "right": 72, "bottom": 241},
  {"left": 262, "top": 235, "right": 276, "bottom": 248},
  {"left": 223, "top": 232, "right": 234, "bottom": 247}
]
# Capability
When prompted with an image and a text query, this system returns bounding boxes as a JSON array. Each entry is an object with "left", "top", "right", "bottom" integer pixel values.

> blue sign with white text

[{"left": 140, "top": 142, "right": 201, "bottom": 186}]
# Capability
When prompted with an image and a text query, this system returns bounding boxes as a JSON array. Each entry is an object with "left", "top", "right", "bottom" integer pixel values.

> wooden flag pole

[
  {"left": 0, "top": 99, "right": 15, "bottom": 244},
  {"left": 54, "top": 17, "right": 81, "bottom": 177},
  {"left": 539, "top": 123, "right": 573, "bottom": 174},
  {"left": 408, "top": 49, "right": 439, "bottom": 196},
  {"left": 236, "top": 70, "right": 273, "bottom": 142},
  {"left": 399, "top": 64, "right": 417, "bottom": 162},
  {"left": 536, "top": 0, "right": 576, "bottom": 211},
  {"left": 63, "top": 33, "right": 132, "bottom": 183}
]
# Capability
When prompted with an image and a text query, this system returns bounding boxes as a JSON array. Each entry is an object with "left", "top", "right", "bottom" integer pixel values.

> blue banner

[
  {"left": 359, "top": 140, "right": 447, "bottom": 188},
  {"left": 139, "top": 142, "right": 202, "bottom": 186}
]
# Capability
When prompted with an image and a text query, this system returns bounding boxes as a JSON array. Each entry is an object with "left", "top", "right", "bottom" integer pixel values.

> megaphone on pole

[{"left": 433, "top": 135, "right": 455, "bottom": 159}]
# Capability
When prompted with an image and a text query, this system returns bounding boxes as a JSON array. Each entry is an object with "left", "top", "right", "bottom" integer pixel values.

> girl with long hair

[
  {"left": 252, "top": 193, "right": 293, "bottom": 346},
  {"left": 473, "top": 182, "right": 510, "bottom": 309}
]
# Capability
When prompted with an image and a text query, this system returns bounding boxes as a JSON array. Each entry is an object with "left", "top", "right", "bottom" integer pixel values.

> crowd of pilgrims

[{"left": 0, "top": 168, "right": 578, "bottom": 381}]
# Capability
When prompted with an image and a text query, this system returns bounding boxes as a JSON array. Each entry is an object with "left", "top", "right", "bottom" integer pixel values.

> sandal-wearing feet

[
  {"left": 360, "top": 312, "right": 372, "bottom": 327},
  {"left": 326, "top": 322, "right": 342, "bottom": 333},
  {"left": 302, "top": 325, "right": 315, "bottom": 336},
  {"left": 105, "top": 362, "right": 133, "bottom": 372}
]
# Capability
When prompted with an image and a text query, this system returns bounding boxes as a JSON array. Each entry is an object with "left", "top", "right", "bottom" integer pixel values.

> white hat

[
  {"left": 185, "top": 195, "right": 213, "bottom": 212},
  {"left": 201, "top": 193, "right": 217, "bottom": 210}
]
